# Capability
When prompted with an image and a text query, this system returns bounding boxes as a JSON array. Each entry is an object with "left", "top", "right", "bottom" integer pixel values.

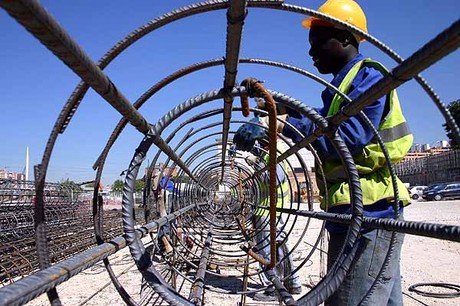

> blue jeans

[
  {"left": 253, "top": 214, "right": 302, "bottom": 290},
  {"left": 326, "top": 228, "right": 404, "bottom": 306}
]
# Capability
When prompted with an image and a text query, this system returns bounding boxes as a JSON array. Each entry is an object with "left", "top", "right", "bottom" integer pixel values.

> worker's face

[{"left": 308, "top": 26, "right": 345, "bottom": 75}]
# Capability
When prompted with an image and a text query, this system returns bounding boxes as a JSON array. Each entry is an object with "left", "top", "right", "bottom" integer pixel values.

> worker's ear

[
  {"left": 341, "top": 34, "right": 352, "bottom": 46},
  {"left": 337, "top": 30, "right": 354, "bottom": 47},
  {"left": 342, "top": 32, "right": 359, "bottom": 48}
]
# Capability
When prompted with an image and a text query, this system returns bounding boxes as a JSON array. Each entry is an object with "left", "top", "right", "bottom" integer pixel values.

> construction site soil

[{"left": 25, "top": 200, "right": 460, "bottom": 306}]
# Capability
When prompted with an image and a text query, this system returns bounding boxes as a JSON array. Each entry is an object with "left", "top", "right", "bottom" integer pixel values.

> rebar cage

[{"left": 1, "top": 1, "right": 459, "bottom": 306}]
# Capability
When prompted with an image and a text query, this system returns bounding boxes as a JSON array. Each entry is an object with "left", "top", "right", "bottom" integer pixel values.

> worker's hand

[
  {"left": 245, "top": 153, "right": 265, "bottom": 170},
  {"left": 176, "top": 227, "right": 183, "bottom": 240},
  {"left": 258, "top": 114, "right": 289, "bottom": 133},
  {"left": 245, "top": 153, "right": 259, "bottom": 166},
  {"left": 233, "top": 118, "right": 266, "bottom": 151},
  {"left": 228, "top": 144, "right": 237, "bottom": 157}
]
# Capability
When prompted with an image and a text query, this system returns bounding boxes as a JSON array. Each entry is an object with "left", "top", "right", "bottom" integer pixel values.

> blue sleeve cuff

[{"left": 283, "top": 116, "right": 314, "bottom": 143}]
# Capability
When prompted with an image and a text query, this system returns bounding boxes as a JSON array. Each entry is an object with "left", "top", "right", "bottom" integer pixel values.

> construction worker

[
  {"left": 234, "top": 100, "right": 301, "bottom": 302},
  {"left": 153, "top": 168, "right": 176, "bottom": 257},
  {"left": 233, "top": 0, "right": 413, "bottom": 305}
]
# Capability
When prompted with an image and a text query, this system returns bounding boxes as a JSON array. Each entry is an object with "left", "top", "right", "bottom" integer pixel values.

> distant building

[
  {"left": 411, "top": 143, "right": 422, "bottom": 152},
  {"left": 421, "top": 144, "right": 431, "bottom": 151},
  {"left": 0, "top": 169, "right": 26, "bottom": 180},
  {"left": 404, "top": 151, "right": 431, "bottom": 161},
  {"left": 440, "top": 140, "right": 449, "bottom": 148},
  {"left": 429, "top": 147, "right": 451, "bottom": 154},
  {"left": 405, "top": 141, "right": 452, "bottom": 161}
]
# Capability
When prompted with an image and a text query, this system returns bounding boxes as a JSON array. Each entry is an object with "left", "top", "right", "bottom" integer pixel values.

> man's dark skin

[{"left": 308, "top": 25, "right": 359, "bottom": 75}]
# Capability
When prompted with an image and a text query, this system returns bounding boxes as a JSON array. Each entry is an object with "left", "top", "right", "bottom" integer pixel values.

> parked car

[
  {"left": 422, "top": 183, "right": 446, "bottom": 200},
  {"left": 408, "top": 185, "right": 427, "bottom": 200},
  {"left": 422, "top": 182, "right": 460, "bottom": 201},
  {"left": 424, "top": 183, "right": 444, "bottom": 191}
]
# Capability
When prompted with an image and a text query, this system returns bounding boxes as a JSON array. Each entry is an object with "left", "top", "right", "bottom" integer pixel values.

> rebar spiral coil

[{"left": 113, "top": 86, "right": 361, "bottom": 305}]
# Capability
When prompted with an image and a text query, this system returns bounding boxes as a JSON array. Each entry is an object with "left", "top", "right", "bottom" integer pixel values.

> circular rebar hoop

[
  {"left": 408, "top": 282, "right": 460, "bottom": 299},
  {"left": 116, "top": 87, "right": 365, "bottom": 305}
]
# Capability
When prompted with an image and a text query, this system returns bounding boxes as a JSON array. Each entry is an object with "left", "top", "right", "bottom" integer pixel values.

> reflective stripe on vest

[
  {"left": 320, "top": 59, "right": 413, "bottom": 209},
  {"left": 256, "top": 158, "right": 290, "bottom": 216}
]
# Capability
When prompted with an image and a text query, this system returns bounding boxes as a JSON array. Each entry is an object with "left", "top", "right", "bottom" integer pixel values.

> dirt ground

[{"left": 24, "top": 200, "right": 460, "bottom": 306}]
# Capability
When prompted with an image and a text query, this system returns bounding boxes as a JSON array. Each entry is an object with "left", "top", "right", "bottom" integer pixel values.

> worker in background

[
  {"left": 153, "top": 168, "right": 176, "bottom": 257},
  {"left": 234, "top": 99, "right": 302, "bottom": 302},
  {"left": 233, "top": 0, "right": 413, "bottom": 305}
]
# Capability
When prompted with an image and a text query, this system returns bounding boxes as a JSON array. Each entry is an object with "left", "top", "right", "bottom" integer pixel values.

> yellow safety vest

[
  {"left": 320, "top": 59, "right": 413, "bottom": 210},
  {"left": 256, "top": 155, "right": 290, "bottom": 216}
]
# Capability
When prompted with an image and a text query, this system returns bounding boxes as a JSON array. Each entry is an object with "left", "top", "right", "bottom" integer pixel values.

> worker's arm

[
  {"left": 275, "top": 163, "right": 286, "bottom": 185},
  {"left": 233, "top": 118, "right": 267, "bottom": 151},
  {"left": 283, "top": 66, "right": 386, "bottom": 158},
  {"left": 260, "top": 163, "right": 286, "bottom": 187}
]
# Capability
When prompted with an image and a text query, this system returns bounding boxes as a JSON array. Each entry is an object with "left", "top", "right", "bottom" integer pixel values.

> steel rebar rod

[
  {"left": 0, "top": 0, "right": 150, "bottom": 134},
  {"left": 189, "top": 225, "right": 214, "bottom": 305},
  {"left": 223, "top": 0, "right": 247, "bottom": 91},
  {"left": 277, "top": 208, "right": 460, "bottom": 243},
  {"left": 33, "top": 165, "right": 61, "bottom": 306},
  {"left": 241, "top": 79, "right": 280, "bottom": 269},
  {"left": 221, "top": 0, "right": 248, "bottom": 181},
  {"left": 265, "top": 270, "right": 295, "bottom": 305},
  {"left": 146, "top": 129, "right": 200, "bottom": 186}
]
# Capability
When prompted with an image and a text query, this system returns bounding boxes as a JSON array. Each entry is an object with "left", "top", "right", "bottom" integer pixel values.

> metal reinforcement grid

[
  {"left": 0, "top": 1, "right": 459, "bottom": 305},
  {"left": 0, "top": 180, "right": 130, "bottom": 284}
]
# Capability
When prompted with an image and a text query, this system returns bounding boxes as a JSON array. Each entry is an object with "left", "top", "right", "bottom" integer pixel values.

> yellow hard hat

[{"left": 302, "top": 0, "right": 368, "bottom": 42}]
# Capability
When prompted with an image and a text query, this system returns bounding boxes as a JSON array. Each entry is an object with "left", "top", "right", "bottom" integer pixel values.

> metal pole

[{"left": 221, "top": 0, "right": 248, "bottom": 182}]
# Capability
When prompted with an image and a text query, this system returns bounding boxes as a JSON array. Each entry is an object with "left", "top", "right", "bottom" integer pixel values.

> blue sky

[{"left": 1, "top": 0, "right": 459, "bottom": 185}]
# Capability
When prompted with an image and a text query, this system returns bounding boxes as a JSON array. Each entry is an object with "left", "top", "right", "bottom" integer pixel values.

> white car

[{"left": 409, "top": 185, "right": 427, "bottom": 200}]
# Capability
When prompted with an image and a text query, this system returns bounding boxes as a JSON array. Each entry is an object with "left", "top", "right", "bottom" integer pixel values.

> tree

[
  {"left": 443, "top": 99, "right": 460, "bottom": 148},
  {"left": 111, "top": 179, "right": 144, "bottom": 192},
  {"left": 112, "top": 179, "right": 124, "bottom": 192},
  {"left": 135, "top": 179, "right": 145, "bottom": 192},
  {"left": 58, "top": 178, "right": 82, "bottom": 192}
]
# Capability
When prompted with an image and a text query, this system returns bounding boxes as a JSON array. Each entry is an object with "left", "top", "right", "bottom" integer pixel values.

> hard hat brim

[
  {"left": 301, "top": 17, "right": 314, "bottom": 29},
  {"left": 301, "top": 17, "right": 366, "bottom": 42},
  {"left": 302, "top": 17, "right": 333, "bottom": 29}
]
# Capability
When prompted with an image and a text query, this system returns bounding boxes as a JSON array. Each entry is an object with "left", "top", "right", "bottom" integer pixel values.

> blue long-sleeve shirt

[
  {"left": 160, "top": 176, "right": 175, "bottom": 192},
  {"left": 283, "top": 54, "right": 387, "bottom": 159},
  {"left": 282, "top": 54, "right": 402, "bottom": 232}
]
